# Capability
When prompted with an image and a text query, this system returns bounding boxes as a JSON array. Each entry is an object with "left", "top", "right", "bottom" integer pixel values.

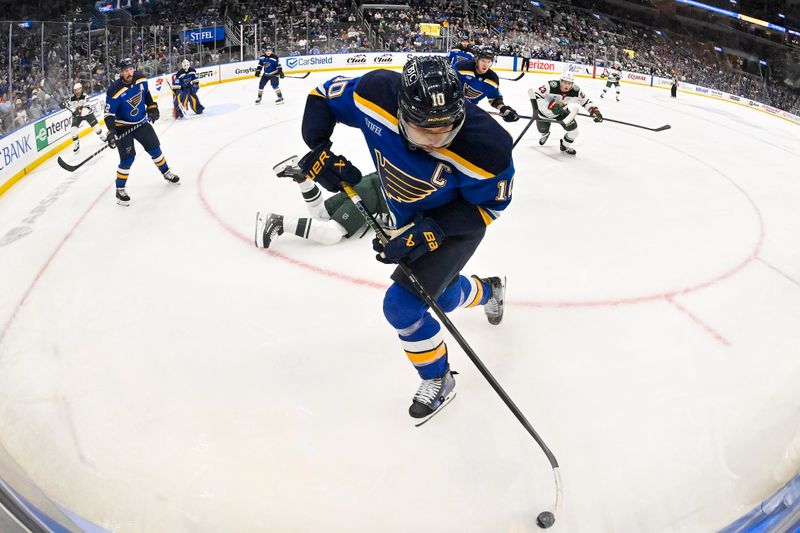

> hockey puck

[{"left": 536, "top": 511, "right": 555, "bottom": 529}]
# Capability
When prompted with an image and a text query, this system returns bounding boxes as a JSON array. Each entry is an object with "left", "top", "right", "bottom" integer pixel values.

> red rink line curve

[{"left": 197, "top": 119, "right": 770, "bottom": 312}]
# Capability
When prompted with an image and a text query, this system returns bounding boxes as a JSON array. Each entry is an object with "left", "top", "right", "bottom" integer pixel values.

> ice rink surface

[{"left": 1, "top": 70, "right": 799, "bottom": 533}]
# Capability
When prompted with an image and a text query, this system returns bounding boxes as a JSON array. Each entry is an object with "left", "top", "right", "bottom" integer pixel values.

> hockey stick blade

[{"left": 499, "top": 72, "right": 525, "bottom": 82}]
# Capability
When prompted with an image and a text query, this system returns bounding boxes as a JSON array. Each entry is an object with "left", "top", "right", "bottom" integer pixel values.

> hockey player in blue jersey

[
  {"left": 447, "top": 37, "right": 473, "bottom": 67},
  {"left": 293, "top": 56, "right": 513, "bottom": 420},
  {"left": 104, "top": 58, "right": 179, "bottom": 206},
  {"left": 173, "top": 59, "right": 204, "bottom": 118},
  {"left": 455, "top": 47, "right": 519, "bottom": 122},
  {"left": 255, "top": 47, "right": 284, "bottom": 104}
]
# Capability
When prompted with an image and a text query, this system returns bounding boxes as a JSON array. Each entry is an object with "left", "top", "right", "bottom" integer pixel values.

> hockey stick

[
  {"left": 576, "top": 112, "right": 671, "bottom": 131},
  {"left": 340, "top": 181, "right": 563, "bottom": 530},
  {"left": 511, "top": 95, "right": 542, "bottom": 149},
  {"left": 498, "top": 72, "right": 525, "bottom": 82},
  {"left": 282, "top": 72, "right": 310, "bottom": 79},
  {"left": 57, "top": 120, "right": 148, "bottom": 172},
  {"left": 502, "top": 110, "right": 671, "bottom": 132}
]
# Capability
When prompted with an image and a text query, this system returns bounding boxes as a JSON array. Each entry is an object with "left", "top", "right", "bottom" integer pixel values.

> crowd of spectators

[{"left": 1, "top": 0, "right": 799, "bottom": 135}]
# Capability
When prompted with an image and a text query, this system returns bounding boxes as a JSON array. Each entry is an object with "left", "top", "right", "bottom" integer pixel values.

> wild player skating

[
  {"left": 294, "top": 56, "right": 511, "bottom": 420},
  {"left": 63, "top": 82, "right": 106, "bottom": 153},
  {"left": 255, "top": 47, "right": 284, "bottom": 104},
  {"left": 173, "top": 59, "right": 205, "bottom": 118},
  {"left": 255, "top": 158, "right": 388, "bottom": 247},
  {"left": 601, "top": 62, "right": 622, "bottom": 101},
  {"left": 104, "top": 58, "right": 179, "bottom": 206},
  {"left": 531, "top": 71, "right": 603, "bottom": 155}
]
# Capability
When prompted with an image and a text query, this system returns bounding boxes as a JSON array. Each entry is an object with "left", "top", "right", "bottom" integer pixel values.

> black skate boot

[
  {"left": 72, "top": 139, "right": 80, "bottom": 154},
  {"left": 255, "top": 95, "right": 262, "bottom": 104},
  {"left": 275, "top": 96, "right": 284, "bottom": 105},
  {"left": 272, "top": 156, "right": 305, "bottom": 183},
  {"left": 481, "top": 276, "right": 506, "bottom": 325},
  {"left": 409, "top": 368, "right": 457, "bottom": 420},
  {"left": 163, "top": 170, "right": 180, "bottom": 183},
  {"left": 116, "top": 188, "right": 130, "bottom": 206},
  {"left": 254, "top": 212, "right": 284, "bottom": 248},
  {"left": 560, "top": 139, "right": 576, "bottom": 155},
  {"left": 539, "top": 132, "right": 550, "bottom": 146}
]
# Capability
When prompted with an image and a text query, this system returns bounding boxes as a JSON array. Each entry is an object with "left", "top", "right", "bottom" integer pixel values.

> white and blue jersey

[
  {"left": 104, "top": 71, "right": 153, "bottom": 127},
  {"left": 304, "top": 70, "right": 514, "bottom": 231},
  {"left": 455, "top": 59, "right": 503, "bottom": 107}
]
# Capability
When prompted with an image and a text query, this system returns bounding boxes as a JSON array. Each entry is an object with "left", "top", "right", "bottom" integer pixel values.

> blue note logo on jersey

[
  {"left": 375, "top": 149, "right": 437, "bottom": 203},
  {"left": 464, "top": 85, "right": 483, "bottom": 100},
  {"left": 126, "top": 90, "right": 143, "bottom": 116}
]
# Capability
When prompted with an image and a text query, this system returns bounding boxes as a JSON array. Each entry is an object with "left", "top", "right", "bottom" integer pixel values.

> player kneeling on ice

[
  {"left": 254, "top": 47, "right": 284, "bottom": 105},
  {"left": 255, "top": 157, "right": 388, "bottom": 247},
  {"left": 104, "top": 58, "right": 180, "bottom": 206},
  {"left": 531, "top": 71, "right": 603, "bottom": 155},
  {"left": 173, "top": 59, "right": 204, "bottom": 118},
  {"left": 63, "top": 82, "right": 106, "bottom": 154},
  {"left": 287, "top": 56, "right": 511, "bottom": 421}
]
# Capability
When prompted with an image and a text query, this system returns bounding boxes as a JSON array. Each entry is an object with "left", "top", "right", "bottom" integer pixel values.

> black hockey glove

[
  {"left": 278, "top": 68, "right": 285, "bottom": 79},
  {"left": 147, "top": 104, "right": 160, "bottom": 123},
  {"left": 254, "top": 68, "right": 262, "bottom": 77},
  {"left": 373, "top": 215, "right": 444, "bottom": 264},
  {"left": 589, "top": 106, "right": 603, "bottom": 123},
  {"left": 298, "top": 141, "right": 362, "bottom": 193},
  {"left": 499, "top": 105, "right": 519, "bottom": 122},
  {"left": 106, "top": 131, "right": 117, "bottom": 149}
]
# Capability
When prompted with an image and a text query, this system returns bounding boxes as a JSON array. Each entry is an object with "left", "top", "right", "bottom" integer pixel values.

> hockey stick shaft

[
  {"left": 57, "top": 120, "right": 148, "bottom": 172},
  {"left": 503, "top": 111, "right": 670, "bottom": 132},
  {"left": 340, "top": 182, "right": 562, "bottom": 515},
  {"left": 498, "top": 72, "right": 525, "bottom": 81},
  {"left": 283, "top": 72, "right": 310, "bottom": 79}
]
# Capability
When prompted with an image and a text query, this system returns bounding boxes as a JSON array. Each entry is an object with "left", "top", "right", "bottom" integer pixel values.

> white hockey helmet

[
  {"left": 182, "top": 59, "right": 190, "bottom": 69},
  {"left": 73, "top": 82, "right": 82, "bottom": 92},
  {"left": 560, "top": 71, "right": 575, "bottom": 84}
]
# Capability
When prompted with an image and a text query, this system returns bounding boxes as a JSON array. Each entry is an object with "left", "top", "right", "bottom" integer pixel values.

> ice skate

[
  {"left": 163, "top": 170, "right": 180, "bottom": 183},
  {"left": 275, "top": 97, "right": 284, "bottom": 105},
  {"left": 116, "top": 188, "right": 130, "bottom": 206},
  {"left": 560, "top": 139, "right": 576, "bottom": 155},
  {"left": 255, "top": 96, "right": 262, "bottom": 104},
  {"left": 255, "top": 212, "right": 284, "bottom": 248},
  {"left": 409, "top": 368, "right": 456, "bottom": 422},
  {"left": 72, "top": 140, "right": 80, "bottom": 154},
  {"left": 539, "top": 132, "right": 550, "bottom": 146},
  {"left": 272, "top": 156, "right": 304, "bottom": 183},
  {"left": 481, "top": 276, "right": 506, "bottom": 325}
]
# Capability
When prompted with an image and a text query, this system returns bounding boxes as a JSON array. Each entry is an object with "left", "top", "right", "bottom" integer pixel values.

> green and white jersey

[
  {"left": 604, "top": 68, "right": 621, "bottom": 84},
  {"left": 533, "top": 80, "right": 596, "bottom": 119}
]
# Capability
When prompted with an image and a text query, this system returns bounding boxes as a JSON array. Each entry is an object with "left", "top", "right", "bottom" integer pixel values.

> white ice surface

[{"left": 1, "top": 72, "right": 799, "bottom": 533}]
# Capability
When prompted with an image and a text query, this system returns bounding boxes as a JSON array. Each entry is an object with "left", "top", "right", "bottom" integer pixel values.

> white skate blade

[
  {"left": 272, "top": 155, "right": 300, "bottom": 176},
  {"left": 414, "top": 392, "right": 457, "bottom": 427}
]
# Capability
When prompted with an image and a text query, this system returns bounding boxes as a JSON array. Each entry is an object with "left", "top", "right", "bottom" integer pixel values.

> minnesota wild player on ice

[{"left": 601, "top": 62, "right": 622, "bottom": 101}]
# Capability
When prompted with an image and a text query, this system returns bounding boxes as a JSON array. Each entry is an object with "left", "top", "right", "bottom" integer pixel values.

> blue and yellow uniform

[
  {"left": 447, "top": 44, "right": 473, "bottom": 67},
  {"left": 302, "top": 69, "right": 514, "bottom": 380},
  {"left": 255, "top": 52, "right": 284, "bottom": 103},
  {"left": 104, "top": 70, "right": 173, "bottom": 195},
  {"left": 454, "top": 59, "right": 504, "bottom": 107},
  {"left": 172, "top": 67, "right": 204, "bottom": 116}
]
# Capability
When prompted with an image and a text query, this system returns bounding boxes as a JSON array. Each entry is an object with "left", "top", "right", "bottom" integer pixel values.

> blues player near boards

[
  {"left": 454, "top": 47, "right": 519, "bottom": 122},
  {"left": 447, "top": 37, "right": 473, "bottom": 67},
  {"left": 255, "top": 48, "right": 284, "bottom": 104},
  {"left": 173, "top": 59, "right": 205, "bottom": 117},
  {"left": 104, "top": 58, "right": 179, "bottom": 206},
  {"left": 296, "top": 56, "right": 513, "bottom": 420}
]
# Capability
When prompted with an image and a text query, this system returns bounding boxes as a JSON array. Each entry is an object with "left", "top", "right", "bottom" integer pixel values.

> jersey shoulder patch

[{"left": 485, "top": 69, "right": 500, "bottom": 84}]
